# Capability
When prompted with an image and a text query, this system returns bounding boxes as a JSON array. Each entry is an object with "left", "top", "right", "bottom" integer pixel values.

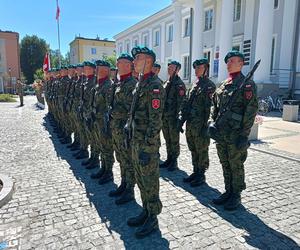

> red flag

[
  {"left": 43, "top": 53, "right": 51, "bottom": 72},
  {"left": 56, "top": 3, "right": 60, "bottom": 20}
]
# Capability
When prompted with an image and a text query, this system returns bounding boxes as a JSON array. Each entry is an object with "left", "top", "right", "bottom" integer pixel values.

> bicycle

[{"left": 258, "top": 94, "right": 283, "bottom": 115}]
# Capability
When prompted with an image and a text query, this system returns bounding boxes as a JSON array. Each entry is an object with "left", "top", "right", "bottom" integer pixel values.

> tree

[
  {"left": 103, "top": 54, "right": 116, "bottom": 68},
  {"left": 20, "top": 35, "right": 49, "bottom": 84},
  {"left": 50, "top": 50, "right": 70, "bottom": 68},
  {"left": 34, "top": 68, "right": 44, "bottom": 80}
]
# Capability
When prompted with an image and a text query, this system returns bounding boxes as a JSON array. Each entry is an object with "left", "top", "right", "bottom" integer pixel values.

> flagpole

[{"left": 56, "top": 0, "right": 61, "bottom": 68}]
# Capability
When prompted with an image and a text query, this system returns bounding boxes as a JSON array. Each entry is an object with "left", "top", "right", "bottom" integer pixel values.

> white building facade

[{"left": 114, "top": 0, "right": 300, "bottom": 98}]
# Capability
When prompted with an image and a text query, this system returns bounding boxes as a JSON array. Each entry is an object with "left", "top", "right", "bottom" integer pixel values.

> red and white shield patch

[
  {"left": 152, "top": 99, "right": 160, "bottom": 109},
  {"left": 244, "top": 91, "right": 253, "bottom": 100}
]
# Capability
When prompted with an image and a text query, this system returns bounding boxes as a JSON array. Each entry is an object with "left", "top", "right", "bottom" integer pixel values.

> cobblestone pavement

[{"left": 0, "top": 96, "right": 299, "bottom": 250}]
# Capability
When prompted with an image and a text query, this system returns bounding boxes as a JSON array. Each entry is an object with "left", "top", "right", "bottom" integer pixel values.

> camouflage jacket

[
  {"left": 209, "top": 73, "right": 258, "bottom": 138},
  {"left": 82, "top": 76, "right": 96, "bottom": 114},
  {"left": 180, "top": 77, "right": 216, "bottom": 128},
  {"left": 72, "top": 75, "right": 85, "bottom": 112},
  {"left": 16, "top": 82, "right": 24, "bottom": 95},
  {"left": 132, "top": 74, "right": 165, "bottom": 152},
  {"left": 163, "top": 75, "right": 186, "bottom": 120},
  {"left": 111, "top": 75, "right": 137, "bottom": 129}
]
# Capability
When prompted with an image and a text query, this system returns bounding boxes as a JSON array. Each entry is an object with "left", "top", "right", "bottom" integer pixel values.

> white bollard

[{"left": 282, "top": 105, "right": 299, "bottom": 122}]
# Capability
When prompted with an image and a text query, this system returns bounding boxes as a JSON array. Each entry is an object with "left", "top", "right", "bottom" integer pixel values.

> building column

[
  {"left": 172, "top": 1, "right": 182, "bottom": 61},
  {"left": 149, "top": 28, "right": 153, "bottom": 49},
  {"left": 161, "top": 22, "right": 166, "bottom": 63},
  {"left": 218, "top": 0, "right": 234, "bottom": 81},
  {"left": 254, "top": 0, "right": 274, "bottom": 83},
  {"left": 279, "top": 0, "right": 297, "bottom": 88},
  {"left": 191, "top": 0, "right": 203, "bottom": 62}
]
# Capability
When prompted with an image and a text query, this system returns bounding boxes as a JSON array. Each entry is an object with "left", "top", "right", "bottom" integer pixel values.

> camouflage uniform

[
  {"left": 161, "top": 75, "right": 186, "bottom": 170},
  {"left": 91, "top": 77, "right": 115, "bottom": 184},
  {"left": 180, "top": 77, "right": 215, "bottom": 186},
  {"left": 110, "top": 73, "right": 137, "bottom": 202},
  {"left": 16, "top": 81, "right": 24, "bottom": 106},
  {"left": 209, "top": 72, "right": 258, "bottom": 209}
]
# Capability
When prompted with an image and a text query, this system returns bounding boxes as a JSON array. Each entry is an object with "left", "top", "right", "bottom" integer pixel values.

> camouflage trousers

[
  {"left": 162, "top": 117, "right": 180, "bottom": 158},
  {"left": 132, "top": 140, "right": 162, "bottom": 215},
  {"left": 111, "top": 121, "right": 135, "bottom": 187},
  {"left": 69, "top": 111, "right": 81, "bottom": 144},
  {"left": 186, "top": 123, "right": 210, "bottom": 173},
  {"left": 216, "top": 141, "right": 247, "bottom": 193},
  {"left": 18, "top": 94, "right": 24, "bottom": 106},
  {"left": 93, "top": 121, "right": 114, "bottom": 172}
]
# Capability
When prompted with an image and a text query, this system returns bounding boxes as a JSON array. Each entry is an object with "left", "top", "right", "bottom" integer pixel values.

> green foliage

[
  {"left": 102, "top": 54, "right": 116, "bottom": 67},
  {"left": 20, "top": 35, "right": 49, "bottom": 84},
  {"left": 0, "top": 94, "right": 17, "bottom": 102},
  {"left": 34, "top": 68, "right": 44, "bottom": 80},
  {"left": 50, "top": 49, "right": 70, "bottom": 68}
]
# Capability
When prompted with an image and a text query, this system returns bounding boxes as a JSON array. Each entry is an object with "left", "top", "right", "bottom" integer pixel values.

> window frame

[
  {"left": 182, "top": 54, "right": 191, "bottom": 80},
  {"left": 204, "top": 7, "right": 214, "bottom": 32},
  {"left": 233, "top": 0, "right": 242, "bottom": 22}
]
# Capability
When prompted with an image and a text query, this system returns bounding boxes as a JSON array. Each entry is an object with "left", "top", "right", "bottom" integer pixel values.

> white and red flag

[{"left": 43, "top": 52, "right": 51, "bottom": 72}]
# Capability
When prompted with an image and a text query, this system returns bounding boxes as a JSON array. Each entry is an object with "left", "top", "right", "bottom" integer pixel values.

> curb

[{"left": 0, "top": 174, "right": 14, "bottom": 208}]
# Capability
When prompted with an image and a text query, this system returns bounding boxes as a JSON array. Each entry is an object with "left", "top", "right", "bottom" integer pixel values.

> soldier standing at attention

[
  {"left": 109, "top": 53, "right": 137, "bottom": 205},
  {"left": 160, "top": 61, "right": 186, "bottom": 171},
  {"left": 152, "top": 63, "right": 163, "bottom": 85},
  {"left": 208, "top": 51, "right": 258, "bottom": 210},
  {"left": 16, "top": 79, "right": 25, "bottom": 107},
  {"left": 178, "top": 59, "right": 216, "bottom": 187},
  {"left": 125, "top": 46, "right": 165, "bottom": 238}
]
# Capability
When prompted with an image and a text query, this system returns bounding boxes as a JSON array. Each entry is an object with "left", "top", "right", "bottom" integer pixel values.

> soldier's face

[
  {"left": 168, "top": 64, "right": 179, "bottom": 76},
  {"left": 195, "top": 64, "right": 206, "bottom": 78},
  {"left": 84, "top": 66, "right": 95, "bottom": 76},
  {"left": 68, "top": 69, "right": 75, "bottom": 77},
  {"left": 227, "top": 57, "right": 244, "bottom": 74},
  {"left": 76, "top": 68, "right": 83, "bottom": 75},
  {"left": 110, "top": 70, "right": 117, "bottom": 79},
  {"left": 152, "top": 67, "right": 160, "bottom": 76},
  {"left": 117, "top": 59, "right": 132, "bottom": 75},
  {"left": 134, "top": 54, "right": 153, "bottom": 73},
  {"left": 97, "top": 66, "right": 109, "bottom": 78}
]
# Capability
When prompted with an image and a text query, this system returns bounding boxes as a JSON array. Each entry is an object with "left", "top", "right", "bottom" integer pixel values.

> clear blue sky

[{"left": 0, "top": 0, "right": 171, "bottom": 55}]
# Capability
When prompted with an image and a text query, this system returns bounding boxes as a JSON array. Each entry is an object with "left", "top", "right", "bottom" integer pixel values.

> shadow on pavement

[
  {"left": 43, "top": 115, "right": 170, "bottom": 249},
  {"left": 160, "top": 168, "right": 299, "bottom": 250}
]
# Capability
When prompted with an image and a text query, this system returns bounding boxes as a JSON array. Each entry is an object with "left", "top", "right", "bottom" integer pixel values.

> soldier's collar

[
  {"left": 87, "top": 74, "right": 95, "bottom": 80},
  {"left": 97, "top": 76, "right": 109, "bottom": 85},
  {"left": 143, "top": 72, "right": 154, "bottom": 81},
  {"left": 120, "top": 72, "right": 132, "bottom": 82},
  {"left": 225, "top": 71, "right": 241, "bottom": 85}
]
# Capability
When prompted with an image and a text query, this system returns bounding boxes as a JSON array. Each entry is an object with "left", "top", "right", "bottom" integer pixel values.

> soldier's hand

[
  {"left": 176, "top": 119, "right": 184, "bottom": 133},
  {"left": 235, "top": 136, "right": 250, "bottom": 149},
  {"left": 207, "top": 122, "right": 219, "bottom": 141}
]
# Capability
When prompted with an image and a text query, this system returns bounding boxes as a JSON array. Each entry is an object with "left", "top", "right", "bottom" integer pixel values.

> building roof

[
  {"left": 114, "top": 5, "right": 173, "bottom": 40},
  {"left": 69, "top": 36, "right": 115, "bottom": 46}
]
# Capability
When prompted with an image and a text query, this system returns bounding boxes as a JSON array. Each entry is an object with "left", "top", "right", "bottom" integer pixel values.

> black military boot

[
  {"left": 224, "top": 192, "right": 241, "bottom": 211},
  {"left": 61, "top": 136, "right": 72, "bottom": 144},
  {"left": 127, "top": 210, "right": 148, "bottom": 227},
  {"left": 167, "top": 158, "right": 178, "bottom": 171},
  {"left": 183, "top": 172, "right": 197, "bottom": 183},
  {"left": 98, "top": 171, "right": 113, "bottom": 185},
  {"left": 109, "top": 180, "right": 127, "bottom": 197},
  {"left": 115, "top": 186, "right": 135, "bottom": 205},
  {"left": 67, "top": 140, "right": 79, "bottom": 149},
  {"left": 86, "top": 157, "right": 100, "bottom": 170},
  {"left": 71, "top": 143, "right": 81, "bottom": 151},
  {"left": 76, "top": 149, "right": 89, "bottom": 159},
  {"left": 190, "top": 170, "right": 206, "bottom": 187},
  {"left": 135, "top": 214, "right": 159, "bottom": 239},
  {"left": 73, "top": 149, "right": 82, "bottom": 157},
  {"left": 212, "top": 191, "right": 231, "bottom": 205},
  {"left": 91, "top": 167, "right": 105, "bottom": 179},
  {"left": 159, "top": 157, "right": 171, "bottom": 168}
]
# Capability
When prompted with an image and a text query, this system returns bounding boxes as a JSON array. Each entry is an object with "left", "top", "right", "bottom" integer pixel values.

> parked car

[{"left": 24, "top": 85, "right": 35, "bottom": 95}]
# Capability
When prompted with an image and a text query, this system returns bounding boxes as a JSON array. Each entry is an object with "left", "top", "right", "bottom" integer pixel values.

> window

[
  {"left": 270, "top": 36, "right": 276, "bottom": 72},
  {"left": 168, "top": 24, "right": 173, "bottom": 42},
  {"left": 274, "top": 0, "right": 279, "bottom": 9},
  {"left": 232, "top": 45, "right": 241, "bottom": 52},
  {"left": 134, "top": 39, "right": 138, "bottom": 46},
  {"left": 91, "top": 48, "right": 96, "bottom": 55},
  {"left": 126, "top": 42, "right": 130, "bottom": 53},
  {"left": 142, "top": 34, "right": 149, "bottom": 47},
  {"left": 119, "top": 44, "right": 123, "bottom": 54},
  {"left": 203, "top": 51, "right": 211, "bottom": 76},
  {"left": 204, "top": 9, "right": 213, "bottom": 31},
  {"left": 184, "top": 17, "right": 191, "bottom": 37},
  {"left": 183, "top": 55, "right": 190, "bottom": 80},
  {"left": 154, "top": 30, "right": 160, "bottom": 47},
  {"left": 233, "top": 0, "right": 241, "bottom": 21}
]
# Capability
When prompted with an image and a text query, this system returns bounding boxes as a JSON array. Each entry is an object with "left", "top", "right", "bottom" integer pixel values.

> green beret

[
  {"left": 224, "top": 51, "right": 245, "bottom": 63},
  {"left": 110, "top": 67, "right": 117, "bottom": 71},
  {"left": 61, "top": 66, "right": 68, "bottom": 70},
  {"left": 56, "top": 67, "right": 61, "bottom": 71},
  {"left": 168, "top": 60, "right": 181, "bottom": 69},
  {"left": 83, "top": 61, "right": 96, "bottom": 68},
  {"left": 95, "top": 60, "right": 111, "bottom": 68},
  {"left": 193, "top": 58, "right": 209, "bottom": 69},
  {"left": 67, "top": 65, "right": 77, "bottom": 69},
  {"left": 153, "top": 63, "right": 161, "bottom": 69},
  {"left": 76, "top": 63, "right": 84, "bottom": 68},
  {"left": 131, "top": 46, "right": 156, "bottom": 62},
  {"left": 118, "top": 53, "right": 133, "bottom": 62}
]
